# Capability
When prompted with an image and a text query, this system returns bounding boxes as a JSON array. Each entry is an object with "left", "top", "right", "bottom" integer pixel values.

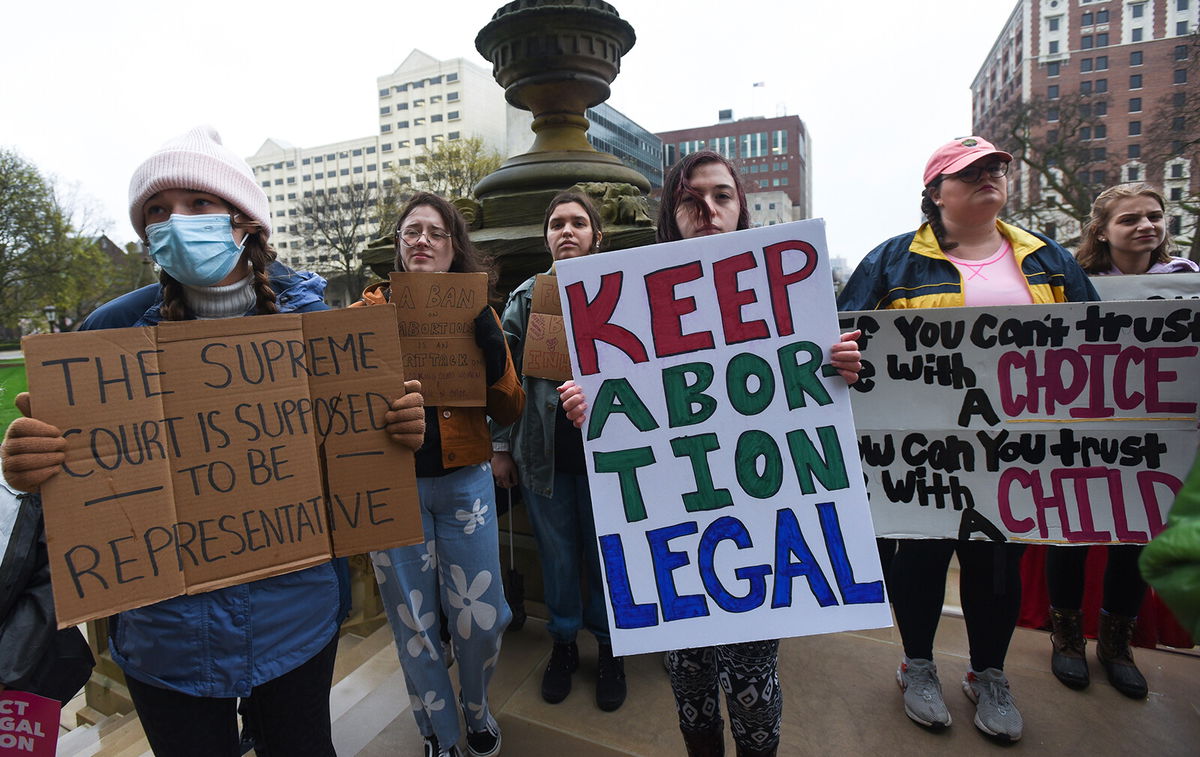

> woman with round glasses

[
  {"left": 838, "top": 137, "right": 1097, "bottom": 743},
  {"left": 353, "top": 192, "right": 524, "bottom": 757}
]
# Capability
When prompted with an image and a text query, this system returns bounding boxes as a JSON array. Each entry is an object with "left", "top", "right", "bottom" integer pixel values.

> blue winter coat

[{"left": 81, "top": 263, "right": 343, "bottom": 697}]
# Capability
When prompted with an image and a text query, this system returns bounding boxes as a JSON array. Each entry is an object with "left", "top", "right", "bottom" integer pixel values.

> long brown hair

[
  {"left": 159, "top": 205, "right": 279, "bottom": 321},
  {"left": 393, "top": 191, "right": 485, "bottom": 274},
  {"left": 1075, "top": 183, "right": 1173, "bottom": 273},
  {"left": 657, "top": 150, "right": 751, "bottom": 243}
]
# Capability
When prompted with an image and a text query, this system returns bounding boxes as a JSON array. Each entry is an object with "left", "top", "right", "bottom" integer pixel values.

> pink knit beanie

[{"left": 128, "top": 125, "right": 270, "bottom": 241}]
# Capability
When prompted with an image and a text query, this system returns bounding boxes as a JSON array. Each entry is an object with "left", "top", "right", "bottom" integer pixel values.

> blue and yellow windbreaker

[{"left": 838, "top": 220, "right": 1099, "bottom": 311}]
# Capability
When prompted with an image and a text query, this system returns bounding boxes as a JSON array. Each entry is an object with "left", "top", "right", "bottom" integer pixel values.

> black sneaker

[
  {"left": 424, "top": 735, "right": 463, "bottom": 757},
  {"left": 465, "top": 721, "right": 501, "bottom": 757},
  {"left": 541, "top": 640, "right": 579, "bottom": 703},
  {"left": 595, "top": 643, "right": 627, "bottom": 712}
]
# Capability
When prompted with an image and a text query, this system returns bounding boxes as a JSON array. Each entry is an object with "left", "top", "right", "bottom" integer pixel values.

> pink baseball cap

[{"left": 923, "top": 136, "right": 1013, "bottom": 186}]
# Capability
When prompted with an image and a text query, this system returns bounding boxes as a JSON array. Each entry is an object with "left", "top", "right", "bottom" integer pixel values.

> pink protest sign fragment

[{"left": 0, "top": 690, "right": 59, "bottom": 756}]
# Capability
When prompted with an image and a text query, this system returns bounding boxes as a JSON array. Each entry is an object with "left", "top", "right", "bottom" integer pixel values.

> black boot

[
  {"left": 681, "top": 724, "right": 726, "bottom": 757},
  {"left": 541, "top": 641, "right": 579, "bottom": 703},
  {"left": 1097, "top": 611, "right": 1148, "bottom": 699},
  {"left": 595, "top": 643, "right": 627, "bottom": 712},
  {"left": 1049, "top": 607, "right": 1089, "bottom": 689}
]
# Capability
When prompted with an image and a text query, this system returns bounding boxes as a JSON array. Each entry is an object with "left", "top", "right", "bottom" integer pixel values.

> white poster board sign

[
  {"left": 840, "top": 301, "right": 1200, "bottom": 544},
  {"left": 556, "top": 220, "right": 891, "bottom": 656},
  {"left": 1089, "top": 271, "right": 1200, "bottom": 302}
]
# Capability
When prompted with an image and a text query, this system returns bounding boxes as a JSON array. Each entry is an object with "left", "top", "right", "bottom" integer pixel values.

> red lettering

[
  {"left": 564, "top": 273, "right": 648, "bottom": 376},
  {"left": 645, "top": 262, "right": 714, "bottom": 358},
  {"left": 997, "top": 350, "right": 1029, "bottom": 415},
  {"left": 1040, "top": 349, "right": 1087, "bottom": 415},
  {"left": 1137, "top": 470, "right": 1182, "bottom": 538},
  {"left": 713, "top": 251, "right": 769, "bottom": 345},
  {"left": 763, "top": 240, "right": 817, "bottom": 337},
  {"left": 1113, "top": 347, "right": 1144, "bottom": 410},
  {"left": 998, "top": 468, "right": 1036, "bottom": 534},
  {"left": 1144, "top": 346, "right": 1199, "bottom": 414},
  {"left": 1056, "top": 468, "right": 1113, "bottom": 542},
  {"left": 1071, "top": 344, "right": 1120, "bottom": 418}
]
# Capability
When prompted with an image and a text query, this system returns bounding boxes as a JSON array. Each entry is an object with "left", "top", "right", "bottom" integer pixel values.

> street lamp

[{"left": 43, "top": 304, "right": 58, "bottom": 333}]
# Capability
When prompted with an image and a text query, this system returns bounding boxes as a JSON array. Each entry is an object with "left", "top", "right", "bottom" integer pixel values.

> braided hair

[{"left": 920, "top": 180, "right": 959, "bottom": 253}]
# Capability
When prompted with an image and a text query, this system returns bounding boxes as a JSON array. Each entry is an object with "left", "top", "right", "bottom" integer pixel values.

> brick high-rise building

[
  {"left": 657, "top": 113, "right": 812, "bottom": 225},
  {"left": 972, "top": 0, "right": 1198, "bottom": 248}
]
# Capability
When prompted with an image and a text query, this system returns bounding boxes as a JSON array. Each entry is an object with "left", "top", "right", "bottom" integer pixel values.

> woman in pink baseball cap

[{"left": 838, "top": 137, "right": 1099, "bottom": 743}]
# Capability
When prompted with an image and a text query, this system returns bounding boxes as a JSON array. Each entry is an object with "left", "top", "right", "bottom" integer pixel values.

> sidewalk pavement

[{"left": 355, "top": 609, "right": 1199, "bottom": 756}]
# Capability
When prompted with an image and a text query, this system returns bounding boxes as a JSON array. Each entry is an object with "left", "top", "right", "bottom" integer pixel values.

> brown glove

[
  {"left": 385, "top": 379, "right": 426, "bottom": 450},
  {"left": 1, "top": 392, "right": 67, "bottom": 493}
]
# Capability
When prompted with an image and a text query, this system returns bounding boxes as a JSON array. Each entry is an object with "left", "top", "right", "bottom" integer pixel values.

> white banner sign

[
  {"left": 556, "top": 220, "right": 891, "bottom": 656},
  {"left": 1089, "top": 272, "right": 1200, "bottom": 302},
  {"left": 840, "top": 300, "right": 1200, "bottom": 544}
]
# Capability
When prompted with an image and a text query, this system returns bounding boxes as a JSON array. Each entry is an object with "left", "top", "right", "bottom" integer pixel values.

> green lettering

[
  {"left": 594, "top": 447, "right": 657, "bottom": 522},
  {"left": 786, "top": 425, "right": 849, "bottom": 495},
  {"left": 587, "top": 378, "right": 660, "bottom": 441}
]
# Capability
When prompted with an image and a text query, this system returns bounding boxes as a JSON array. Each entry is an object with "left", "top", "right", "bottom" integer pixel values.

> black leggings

[
  {"left": 890, "top": 539, "right": 1025, "bottom": 672},
  {"left": 1045, "top": 544, "right": 1147, "bottom": 617},
  {"left": 125, "top": 634, "right": 339, "bottom": 757}
]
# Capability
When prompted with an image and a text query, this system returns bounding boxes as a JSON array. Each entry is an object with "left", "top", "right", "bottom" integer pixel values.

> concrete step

[{"left": 55, "top": 624, "right": 409, "bottom": 757}]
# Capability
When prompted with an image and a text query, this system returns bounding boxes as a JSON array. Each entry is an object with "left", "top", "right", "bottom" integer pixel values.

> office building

[
  {"left": 250, "top": 50, "right": 662, "bottom": 274},
  {"left": 972, "top": 0, "right": 1197, "bottom": 244},
  {"left": 657, "top": 113, "right": 812, "bottom": 224}
]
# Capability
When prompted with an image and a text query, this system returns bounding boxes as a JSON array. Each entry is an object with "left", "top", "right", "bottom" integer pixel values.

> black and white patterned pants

[{"left": 666, "top": 639, "right": 782, "bottom": 751}]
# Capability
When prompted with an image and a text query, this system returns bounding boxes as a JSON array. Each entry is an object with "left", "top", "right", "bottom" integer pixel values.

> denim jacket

[
  {"left": 82, "top": 263, "right": 342, "bottom": 697},
  {"left": 490, "top": 272, "right": 565, "bottom": 498}
]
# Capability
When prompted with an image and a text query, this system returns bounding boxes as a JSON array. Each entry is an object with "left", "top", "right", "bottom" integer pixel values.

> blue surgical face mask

[{"left": 145, "top": 213, "right": 246, "bottom": 287}]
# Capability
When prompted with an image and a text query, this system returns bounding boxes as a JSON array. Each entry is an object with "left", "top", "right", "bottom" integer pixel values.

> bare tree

[
  {"left": 1142, "top": 33, "right": 1200, "bottom": 262},
  {"left": 986, "top": 93, "right": 1122, "bottom": 246},
  {"left": 409, "top": 137, "right": 502, "bottom": 200},
  {"left": 292, "top": 182, "right": 386, "bottom": 298}
]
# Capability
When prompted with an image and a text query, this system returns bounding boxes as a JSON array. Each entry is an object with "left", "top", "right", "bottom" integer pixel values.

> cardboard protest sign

[
  {"left": 153, "top": 315, "right": 330, "bottom": 594},
  {"left": 389, "top": 272, "right": 487, "bottom": 406},
  {"left": 0, "top": 691, "right": 58, "bottom": 756},
  {"left": 23, "top": 307, "right": 421, "bottom": 628},
  {"left": 1090, "top": 271, "right": 1200, "bottom": 301},
  {"left": 522, "top": 274, "right": 572, "bottom": 382},
  {"left": 556, "top": 219, "right": 891, "bottom": 656},
  {"left": 301, "top": 306, "right": 421, "bottom": 556},
  {"left": 840, "top": 301, "right": 1200, "bottom": 544}
]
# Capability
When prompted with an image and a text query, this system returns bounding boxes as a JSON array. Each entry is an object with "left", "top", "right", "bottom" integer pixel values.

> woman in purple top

[{"left": 1046, "top": 183, "right": 1198, "bottom": 700}]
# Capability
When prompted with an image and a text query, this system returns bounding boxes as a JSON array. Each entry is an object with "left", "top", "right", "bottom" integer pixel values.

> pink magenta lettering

[{"left": 997, "top": 344, "right": 1198, "bottom": 418}]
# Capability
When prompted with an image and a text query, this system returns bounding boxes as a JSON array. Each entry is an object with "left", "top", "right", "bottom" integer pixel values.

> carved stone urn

[{"left": 473, "top": 0, "right": 651, "bottom": 197}]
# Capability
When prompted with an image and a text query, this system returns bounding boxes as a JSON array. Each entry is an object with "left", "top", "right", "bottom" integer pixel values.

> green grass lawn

[{"left": 0, "top": 359, "right": 28, "bottom": 434}]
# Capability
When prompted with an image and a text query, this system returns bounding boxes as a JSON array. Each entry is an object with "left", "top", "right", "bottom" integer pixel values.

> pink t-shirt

[{"left": 945, "top": 240, "right": 1034, "bottom": 307}]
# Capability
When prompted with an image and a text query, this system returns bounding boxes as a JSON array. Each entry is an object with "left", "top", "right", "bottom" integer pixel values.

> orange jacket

[{"left": 352, "top": 282, "right": 524, "bottom": 469}]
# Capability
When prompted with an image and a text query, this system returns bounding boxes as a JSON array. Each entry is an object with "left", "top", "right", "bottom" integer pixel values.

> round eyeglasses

[
  {"left": 398, "top": 227, "right": 451, "bottom": 245},
  {"left": 950, "top": 161, "right": 1010, "bottom": 183}
]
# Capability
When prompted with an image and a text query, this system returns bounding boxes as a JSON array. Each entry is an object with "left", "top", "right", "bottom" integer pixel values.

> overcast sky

[{"left": 3, "top": 0, "right": 1017, "bottom": 265}]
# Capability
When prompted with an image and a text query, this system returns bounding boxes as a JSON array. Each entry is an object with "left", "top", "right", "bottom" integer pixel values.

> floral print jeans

[{"left": 372, "top": 463, "right": 512, "bottom": 747}]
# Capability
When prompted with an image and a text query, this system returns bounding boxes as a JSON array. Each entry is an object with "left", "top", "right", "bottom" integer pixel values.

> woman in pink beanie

[{"left": 0, "top": 126, "right": 425, "bottom": 756}]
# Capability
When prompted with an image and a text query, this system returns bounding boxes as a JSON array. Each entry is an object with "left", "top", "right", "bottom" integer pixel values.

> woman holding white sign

[
  {"left": 354, "top": 191, "right": 523, "bottom": 757},
  {"left": 490, "top": 191, "right": 629, "bottom": 712},
  {"left": 1043, "top": 183, "right": 1198, "bottom": 699},
  {"left": 838, "top": 136, "right": 1099, "bottom": 743},
  {"left": 0, "top": 126, "right": 427, "bottom": 757},
  {"left": 560, "top": 150, "right": 864, "bottom": 757}
]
